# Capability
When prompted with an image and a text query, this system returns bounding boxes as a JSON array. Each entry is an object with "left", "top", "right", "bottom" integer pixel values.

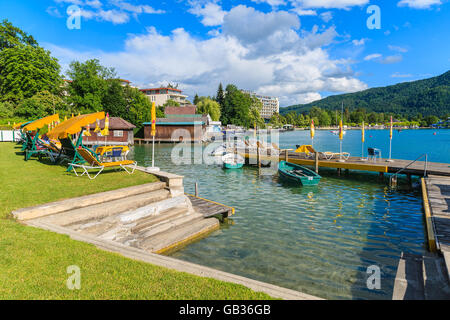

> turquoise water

[{"left": 129, "top": 129, "right": 449, "bottom": 300}]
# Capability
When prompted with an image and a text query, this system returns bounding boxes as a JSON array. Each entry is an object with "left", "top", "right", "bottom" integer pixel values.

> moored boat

[
  {"left": 278, "top": 161, "right": 321, "bottom": 186},
  {"left": 222, "top": 153, "right": 244, "bottom": 169}
]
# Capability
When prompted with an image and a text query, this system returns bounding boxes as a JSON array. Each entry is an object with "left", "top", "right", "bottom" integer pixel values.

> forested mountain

[{"left": 281, "top": 71, "right": 450, "bottom": 117}]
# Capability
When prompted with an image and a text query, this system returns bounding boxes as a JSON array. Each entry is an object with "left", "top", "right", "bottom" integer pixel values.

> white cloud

[
  {"left": 380, "top": 55, "right": 403, "bottom": 64},
  {"left": 320, "top": 11, "right": 333, "bottom": 22},
  {"left": 252, "top": 0, "right": 287, "bottom": 6},
  {"left": 388, "top": 45, "right": 408, "bottom": 53},
  {"left": 290, "top": 0, "right": 369, "bottom": 9},
  {"left": 188, "top": 2, "right": 226, "bottom": 26},
  {"left": 290, "top": 8, "right": 317, "bottom": 15},
  {"left": 50, "top": 0, "right": 164, "bottom": 24},
  {"left": 364, "top": 53, "right": 403, "bottom": 64},
  {"left": 364, "top": 53, "right": 382, "bottom": 61},
  {"left": 47, "top": 23, "right": 367, "bottom": 106},
  {"left": 223, "top": 5, "right": 300, "bottom": 45},
  {"left": 397, "top": 0, "right": 442, "bottom": 9},
  {"left": 391, "top": 72, "right": 413, "bottom": 78},
  {"left": 352, "top": 38, "right": 368, "bottom": 46}
]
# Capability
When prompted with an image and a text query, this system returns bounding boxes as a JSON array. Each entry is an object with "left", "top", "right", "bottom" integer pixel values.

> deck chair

[
  {"left": 23, "top": 132, "right": 55, "bottom": 162},
  {"left": 71, "top": 148, "right": 137, "bottom": 179}
]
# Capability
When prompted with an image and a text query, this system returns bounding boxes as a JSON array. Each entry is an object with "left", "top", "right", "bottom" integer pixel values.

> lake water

[{"left": 129, "top": 129, "right": 449, "bottom": 300}]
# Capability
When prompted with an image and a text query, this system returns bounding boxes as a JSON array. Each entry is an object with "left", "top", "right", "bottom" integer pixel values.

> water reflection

[{"left": 131, "top": 142, "right": 426, "bottom": 300}]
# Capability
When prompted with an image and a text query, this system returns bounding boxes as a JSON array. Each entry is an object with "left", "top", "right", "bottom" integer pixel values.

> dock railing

[{"left": 390, "top": 153, "right": 428, "bottom": 188}]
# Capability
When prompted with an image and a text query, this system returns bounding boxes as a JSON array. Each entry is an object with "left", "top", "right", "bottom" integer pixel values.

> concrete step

[
  {"left": 138, "top": 211, "right": 203, "bottom": 240},
  {"left": 13, "top": 181, "right": 167, "bottom": 220},
  {"left": 139, "top": 217, "right": 220, "bottom": 253},
  {"left": 393, "top": 252, "right": 450, "bottom": 300},
  {"left": 37, "top": 188, "right": 171, "bottom": 227},
  {"left": 393, "top": 252, "right": 425, "bottom": 300},
  {"left": 131, "top": 207, "right": 189, "bottom": 234},
  {"left": 83, "top": 195, "right": 198, "bottom": 243},
  {"left": 423, "top": 254, "right": 450, "bottom": 300}
]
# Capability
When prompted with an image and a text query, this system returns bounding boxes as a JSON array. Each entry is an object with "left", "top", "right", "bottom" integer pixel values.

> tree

[
  {"left": 66, "top": 59, "right": 116, "bottom": 113},
  {"left": 0, "top": 45, "right": 62, "bottom": 103},
  {"left": 216, "top": 83, "right": 225, "bottom": 107},
  {"left": 162, "top": 99, "right": 180, "bottom": 107},
  {"left": 193, "top": 94, "right": 200, "bottom": 105},
  {"left": 15, "top": 91, "right": 64, "bottom": 119},
  {"left": 196, "top": 97, "right": 221, "bottom": 121},
  {"left": 0, "top": 19, "right": 38, "bottom": 51}
]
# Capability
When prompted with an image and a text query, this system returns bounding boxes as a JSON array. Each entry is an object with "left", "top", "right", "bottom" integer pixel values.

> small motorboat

[
  {"left": 222, "top": 153, "right": 244, "bottom": 169},
  {"left": 278, "top": 161, "right": 321, "bottom": 186}
]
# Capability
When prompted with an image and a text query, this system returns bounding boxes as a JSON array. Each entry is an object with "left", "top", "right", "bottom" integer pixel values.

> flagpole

[
  {"left": 149, "top": 102, "right": 159, "bottom": 172},
  {"left": 152, "top": 135, "right": 155, "bottom": 168},
  {"left": 387, "top": 116, "right": 394, "bottom": 162}
]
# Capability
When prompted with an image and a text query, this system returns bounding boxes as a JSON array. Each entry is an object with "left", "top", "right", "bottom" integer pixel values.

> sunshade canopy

[
  {"left": 23, "top": 114, "right": 60, "bottom": 132},
  {"left": 13, "top": 121, "right": 32, "bottom": 129},
  {"left": 47, "top": 112, "right": 105, "bottom": 139}
]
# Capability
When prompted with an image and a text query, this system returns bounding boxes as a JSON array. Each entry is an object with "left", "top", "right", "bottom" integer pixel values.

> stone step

[
  {"left": 422, "top": 254, "right": 450, "bottom": 300},
  {"left": 393, "top": 252, "right": 425, "bottom": 300},
  {"left": 139, "top": 217, "right": 220, "bottom": 253},
  {"left": 13, "top": 181, "right": 167, "bottom": 221},
  {"left": 393, "top": 252, "right": 450, "bottom": 300},
  {"left": 138, "top": 211, "right": 203, "bottom": 240},
  {"left": 131, "top": 207, "right": 189, "bottom": 234},
  {"left": 37, "top": 188, "right": 171, "bottom": 227}
]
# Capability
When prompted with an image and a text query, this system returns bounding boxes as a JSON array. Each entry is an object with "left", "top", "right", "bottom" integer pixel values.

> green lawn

[{"left": 0, "top": 142, "right": 273, "bottom": 300}]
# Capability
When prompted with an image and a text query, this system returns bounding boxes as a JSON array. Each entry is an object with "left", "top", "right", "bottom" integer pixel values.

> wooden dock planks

[
  {"left": 240, "top": 150, "right": 450, "bottom": 177},
  {"left": 425, "top": 175, "right": 450, "bottom": 254},
  {"left": 187, "top": 194, "right": 234, "bottom": 218}
]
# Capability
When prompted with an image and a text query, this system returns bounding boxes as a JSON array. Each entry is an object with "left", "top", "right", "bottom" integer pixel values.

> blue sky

[{"left": 1, "top": 0, "right": 449, "bottom": 107}]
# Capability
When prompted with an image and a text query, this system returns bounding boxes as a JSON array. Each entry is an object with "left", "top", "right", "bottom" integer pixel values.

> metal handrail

[{"left": 389, "top": 153, "right": 428, "bottom": 187}]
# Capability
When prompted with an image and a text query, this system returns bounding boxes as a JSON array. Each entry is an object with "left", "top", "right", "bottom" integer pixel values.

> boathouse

[
  {"left": 83, "top": 117, "right": 136, "bottom": 146},
  {"left": 143, "top": 116, "right": 208, "bottom": 142}
]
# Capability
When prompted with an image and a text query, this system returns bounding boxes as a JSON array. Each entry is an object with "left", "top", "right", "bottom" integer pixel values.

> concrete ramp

[
  {"left": 14, "top": 181, "right": 219, "bottom": 254},
  {"left": 393, "top": 252, "right": 450, "bottom": 300}
]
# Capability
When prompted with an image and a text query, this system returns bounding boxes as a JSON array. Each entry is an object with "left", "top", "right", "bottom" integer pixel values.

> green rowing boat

[{"left": 278, "top": 161, "right": 321, "bottom": 186}]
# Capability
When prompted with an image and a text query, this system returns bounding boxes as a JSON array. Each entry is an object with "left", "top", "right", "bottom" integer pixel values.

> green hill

[{"left": 281, "top": 70, "right": 450, "bottom": 117}]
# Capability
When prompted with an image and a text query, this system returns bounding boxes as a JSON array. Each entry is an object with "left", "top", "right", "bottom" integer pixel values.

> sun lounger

[
  {"left": 71, "top": 148, "right": 137, "bottom": 179},
  {"left": 320, "top": 152, "right": 350, "bottom": 160}
]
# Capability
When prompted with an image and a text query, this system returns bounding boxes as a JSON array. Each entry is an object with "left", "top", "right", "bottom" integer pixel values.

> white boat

[{"left": 222, "top": 153, "right": 245, "bottom": 169}]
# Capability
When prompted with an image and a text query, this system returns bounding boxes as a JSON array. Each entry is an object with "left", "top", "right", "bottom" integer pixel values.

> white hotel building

[
  {"left": 139, "top": 87, "right": 189, "bottom": 107},
  {"left": 241, "top": 90, "right": 279, "bottom": 119}
]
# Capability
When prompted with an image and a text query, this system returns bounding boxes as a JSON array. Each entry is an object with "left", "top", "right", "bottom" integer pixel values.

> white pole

[{"left": 152, "top": 135, "right": 155, "bottom": 168}]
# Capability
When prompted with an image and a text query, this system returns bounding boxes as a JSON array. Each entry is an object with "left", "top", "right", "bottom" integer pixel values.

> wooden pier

[
  {"left": 241, "top": 150, "right": 450, "bottom": 177},
  {"left": 187, "top": 194, "right": 235, "bottom": 219},
  {"left": 424, "top": 175, "right": 450, "bottom": 257}
]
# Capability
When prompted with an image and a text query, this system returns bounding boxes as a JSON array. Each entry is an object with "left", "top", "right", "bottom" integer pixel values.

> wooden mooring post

[
  {"left": 315, "top": 152, "right": 319, "bottom": 173},
  {"left": 195, "top": 182, "right": 199, "bottom": 197}
]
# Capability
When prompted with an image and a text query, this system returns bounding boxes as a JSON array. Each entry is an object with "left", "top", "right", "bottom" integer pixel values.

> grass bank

[{"left": 0, "top": 142, "right": 273, "bottom": 299}]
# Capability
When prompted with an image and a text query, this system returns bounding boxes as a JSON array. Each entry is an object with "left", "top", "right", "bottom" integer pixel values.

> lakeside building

[
  {"left": 83, "top": 117, "right": 136, "bottom": 146},
  {"left": 241, "top": 89, "right": 279, "bottom": 119},
  {"left": 143, "top": 105, "right": 219, "bottom": 142},
  {"left": 140, "top": 87, "right": 189, "bottom": 107}
]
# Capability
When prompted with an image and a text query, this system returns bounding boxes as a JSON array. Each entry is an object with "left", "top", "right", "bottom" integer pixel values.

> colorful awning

[
  {"left": 23, "top": 114, "right": 60, "bottom": 132},
  {"left": 47, "top": 112, "right": 105, "bottom": 139}
]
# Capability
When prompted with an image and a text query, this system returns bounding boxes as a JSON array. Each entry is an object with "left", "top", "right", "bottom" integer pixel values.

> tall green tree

[
  {"left": 15, "top": 90, "right": 64, "bottom": 119},
  {"left": 0, "top": 19, "right": 38, "bottom": 51},
  {"left": 216, "top": 83, "right": 225, "bottom": 107},
  {"left": 193, "top": 94, "right": 200, "bottom": 105},
  {"left": 0, "top": 45, "right": 62, "bottom": 103},
  {"left": 196, "top": 97, "right": 221, "bottom": 121},
  {"left": 66, "top": 59, "right": 116, "bottom": 113}
]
